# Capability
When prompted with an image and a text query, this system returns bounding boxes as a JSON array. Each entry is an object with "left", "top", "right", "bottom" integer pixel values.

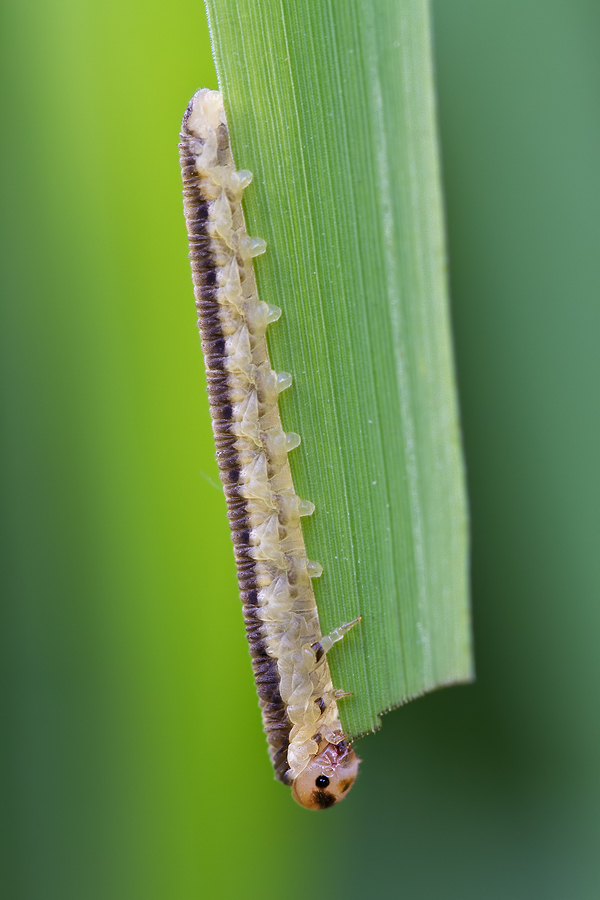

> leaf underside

[{"left": 204, "top": 0, "right": 473, "bottom": 737}]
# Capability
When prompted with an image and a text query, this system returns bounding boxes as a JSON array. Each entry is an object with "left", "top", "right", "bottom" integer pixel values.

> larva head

[{"left": 291, "top": 739, "right": 360, "bottom": 810}]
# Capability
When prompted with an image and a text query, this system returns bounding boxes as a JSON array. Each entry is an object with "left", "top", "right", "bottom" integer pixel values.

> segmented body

[{"left": 179, "top": 90, "right": 359, "bottom": 807}]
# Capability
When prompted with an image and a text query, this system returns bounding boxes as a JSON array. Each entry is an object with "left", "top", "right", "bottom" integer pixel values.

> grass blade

[{"left": 204, "top": 0, "right": 473, "bottom": 736}]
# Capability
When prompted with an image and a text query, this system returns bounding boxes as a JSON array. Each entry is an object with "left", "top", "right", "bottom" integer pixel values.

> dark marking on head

[
  {"left": 338, "top": 779, "right": 353, "bottom": 794},
  {"left": 313, "top": 790, "right": 337, "bottom": 810}
]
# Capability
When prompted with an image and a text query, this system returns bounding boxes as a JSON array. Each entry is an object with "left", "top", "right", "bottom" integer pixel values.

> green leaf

[{"left": 204, "top": 0, "right": 473, "bottom": 736}]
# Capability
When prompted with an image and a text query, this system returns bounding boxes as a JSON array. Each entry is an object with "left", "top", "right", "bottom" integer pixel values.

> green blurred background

[{"left": 1, "top": 1, "right": 598, "bottom": 897}]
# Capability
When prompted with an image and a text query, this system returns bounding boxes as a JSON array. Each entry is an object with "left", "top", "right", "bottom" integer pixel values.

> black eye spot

[{"left": 315, "top": 775, "right": 330, "bottom": 788}]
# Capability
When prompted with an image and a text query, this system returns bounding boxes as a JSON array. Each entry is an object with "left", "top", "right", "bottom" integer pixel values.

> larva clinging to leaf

[{"left": 179, "top": 89, "right": 360, "bottom": 809}]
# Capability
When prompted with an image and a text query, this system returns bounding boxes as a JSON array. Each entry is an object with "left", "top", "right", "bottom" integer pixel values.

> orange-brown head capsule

[{"left": 291, "top": 739, "right": 360, "bottom": 810}]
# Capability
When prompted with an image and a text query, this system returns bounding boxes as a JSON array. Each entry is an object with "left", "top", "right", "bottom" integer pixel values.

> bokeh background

[{"left": 1, "top": 1, "right": 599, "bottom": 898}]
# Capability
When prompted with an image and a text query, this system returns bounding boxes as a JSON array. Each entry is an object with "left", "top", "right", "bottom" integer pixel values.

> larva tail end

[
  {"left": 291, "top": 739, "right": 360, "bottom": 811},
  {"left": 181, "top": 88, "right": 223, "bottom": 137}
]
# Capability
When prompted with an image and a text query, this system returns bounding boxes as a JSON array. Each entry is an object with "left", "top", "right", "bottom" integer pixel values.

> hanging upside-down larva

[{"left": 179, "top": 89, "right": 361, "bottom": 809}]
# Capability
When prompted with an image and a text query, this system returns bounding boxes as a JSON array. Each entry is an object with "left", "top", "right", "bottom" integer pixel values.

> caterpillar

[{"left": 179, "top": 89, "right": 360, "bottom": 810}]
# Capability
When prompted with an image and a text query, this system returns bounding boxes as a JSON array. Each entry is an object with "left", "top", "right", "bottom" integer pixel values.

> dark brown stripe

[{"left": 179, "top": 129, "right": 292, "bottom": 783}]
